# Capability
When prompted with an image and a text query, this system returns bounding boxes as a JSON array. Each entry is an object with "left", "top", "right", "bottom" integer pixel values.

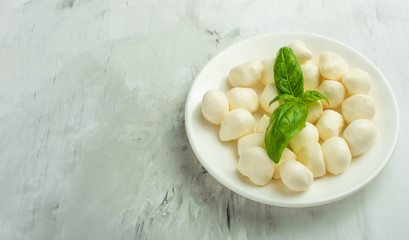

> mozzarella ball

[
  {"left": 237, "top": 146, "right": 274, "bottom": 185},
  {"left": 219, "top": 109, "right": 255, "bottom": 141},
  {"left": 316, "top": 110, "right": 345, "bottom": 141},
  {"left": 289, "top": 122, "right": 319, "bottom": 154},
  {"left": 228, "top": 60, "right": 262, "bottom": 87},
  {"left": 342, "top": 94, "right": 376, "bottom": 123},
  {"left": 273, "top": 148, "right": 297, "bottom": 179},
  {"left": 279, "top": 160, "right": 313, "bottom": 192},
  {"left": 226, "top": 87, "right": 259, "bottom": 113},
  {"left": 237, "top": 133, "right": 265, "bottom": 156},
  {"left": 342, "top": 68, "right": 372, "bottom": 95},
  {"left": 298, "top": 142, "right": 326, "bottom": 178},
  {"left": 319, "top": 52, "right": 348, "bottom": 81},
  {"left": 322, "top": 137, "right": 351, "bottom": 175},
  {"left": 301, "top": 63, "right": 320, "bottom": 90},
  {"left": 260, "top": 58, "right": 275, "bottom": 85},
  {"left": 201, "top": 90, "right": 229, "bottom": 125},
  {"left": 306, "top": 100, "right": 323, "bottom": 124},
  {"left": 259, "top": 83, "right": 279, "bottom": 115},
  {"left": 317, "top": 80, "right": 345, "bottom": 109},
  {"left": 288, "top": 41, "right": 313, "bottom": 64},
  {"left": 343, "top": 119, "right": 377, "bottom": 156},
  {"left": 256, "top": 114, "right": 270, "bottom": 133}
]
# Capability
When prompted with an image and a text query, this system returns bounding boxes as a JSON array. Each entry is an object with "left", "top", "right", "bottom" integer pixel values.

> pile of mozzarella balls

[{"left": 201, "top": 41, "right": 377, "bottom": 192}]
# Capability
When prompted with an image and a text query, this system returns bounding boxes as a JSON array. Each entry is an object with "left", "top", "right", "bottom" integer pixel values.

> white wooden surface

[{"left": 0, "top": 0, "right": 408, "bottom": 239}]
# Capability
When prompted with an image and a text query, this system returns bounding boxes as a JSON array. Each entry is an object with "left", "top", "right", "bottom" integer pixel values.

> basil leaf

[
  {"left": 302, "top": 90, "right": 330, "bottom": 104},
  {"left": 265, "top": 101, "right": 308, "bottom": 163},
  {"left": 274, "top": 47, "right": 304, "bottom": 98},
  {"left": 269, "top": 94, "right": 298, "bottom": 106}
]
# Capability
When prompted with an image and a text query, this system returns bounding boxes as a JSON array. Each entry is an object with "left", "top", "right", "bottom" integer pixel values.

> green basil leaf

[
  {"left": 274, "top": 47, "right": 304, "bottom": 98},
  {"left": 302, "top": 90, "right": 330, "bottom": 104},
  {"left": 269, "top": 94, "right": 298, "bottom": 106},
  {"left": 265, "top": 101, "right": 308, "bottom": 163}
]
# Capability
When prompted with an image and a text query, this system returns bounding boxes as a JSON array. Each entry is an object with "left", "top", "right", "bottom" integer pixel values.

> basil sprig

[
  {"left": 265, "top": 101, "right": 308, "bottom": 164},
  {"left": 302, "top": 90, "right": 329, "bottom": 104},
  {"left": 274, "top": 47, "right": 304, "bottom": 98},
  {"left": 265, "top": 47, "right": 329, "bottom": 163}
]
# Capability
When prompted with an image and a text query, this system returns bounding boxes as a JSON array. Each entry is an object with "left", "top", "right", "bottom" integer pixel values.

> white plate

[{"left": 184, "top": 32, "right": 399, "bottom": 207}]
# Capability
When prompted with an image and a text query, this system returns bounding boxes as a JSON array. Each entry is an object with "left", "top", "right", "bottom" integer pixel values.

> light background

[{"left": 0, "top": 0, "right": 408, "bottom": 239}]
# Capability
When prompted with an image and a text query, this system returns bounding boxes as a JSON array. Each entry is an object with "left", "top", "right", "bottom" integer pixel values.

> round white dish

[{"left": 184, "top": 32, "right": 399, "bottom": 207}]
